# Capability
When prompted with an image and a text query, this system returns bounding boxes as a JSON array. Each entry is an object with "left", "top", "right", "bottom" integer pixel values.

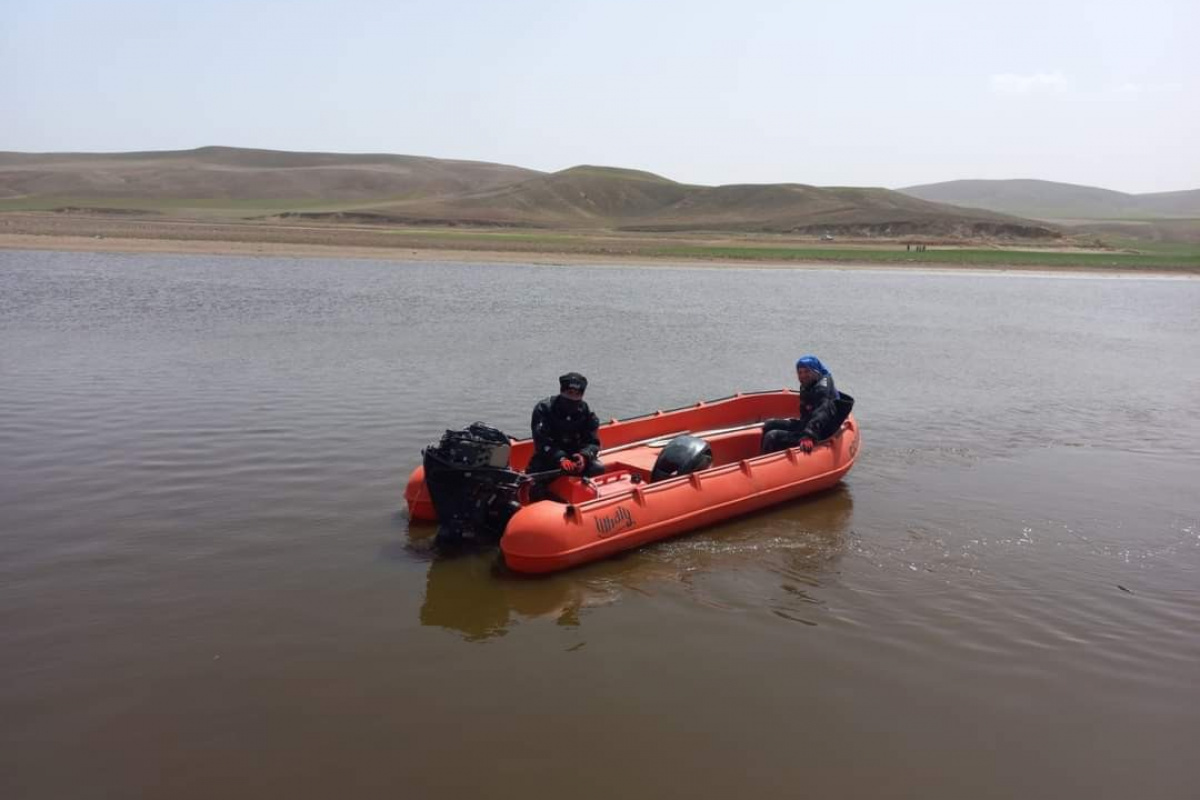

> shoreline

[{"left": 2, "top": 230, "right": 1197, "bottom": 278}]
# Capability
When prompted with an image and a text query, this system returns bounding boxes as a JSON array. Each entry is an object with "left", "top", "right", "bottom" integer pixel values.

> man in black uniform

[
  {"left": 761, "top": 355, "right": 841, "bottom": 454},
  {"left": 526, "top": 372, "right": 605, "bottom": 477}
]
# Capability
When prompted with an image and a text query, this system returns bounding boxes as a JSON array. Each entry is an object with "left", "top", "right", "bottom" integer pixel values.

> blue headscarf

[{"left": 795, "top": 355, "right": 829, "bottom": 376}]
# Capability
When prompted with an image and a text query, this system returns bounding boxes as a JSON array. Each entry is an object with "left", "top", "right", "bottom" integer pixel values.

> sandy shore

[
  {"left": 0, "top": 232, "right": 624, "bottom": 265},
  {"left": 6, "top": 232, "right": 1198, "bottom": 279},
  {"left": 2, "top": 214, "right": 1195, "bottom": 276}
]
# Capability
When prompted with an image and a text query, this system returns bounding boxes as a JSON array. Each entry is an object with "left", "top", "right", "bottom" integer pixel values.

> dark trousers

[{"left": 760, "top": 419, "right": 807, "bottom": 453}]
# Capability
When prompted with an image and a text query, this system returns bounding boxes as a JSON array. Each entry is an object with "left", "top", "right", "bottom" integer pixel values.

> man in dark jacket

[
  {"left": 761, "top": 355, "right": 841, "bottom": 453},
  {"left": 525, "top": 372, "right": 605, "bottom": 477}
]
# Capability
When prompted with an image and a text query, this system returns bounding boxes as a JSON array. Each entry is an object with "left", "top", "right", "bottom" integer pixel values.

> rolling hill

[
  {"left": 357, "top": 165, "right": 694, "bottom": 227},
  {"left": 900, "top": 179, "right": 1200, "bottom": 221},
  {"left": 287, "top": 163, "right": 1056, "bottom": 237},
  {"left": 338, "top": 166, "right": 1056, "bottom": 236},
  {"left": 0, "top": 147, "right": 1058, "bottom": 238},
  {"left": 0, "top": 146, "right": 541, "bottom": 202}
]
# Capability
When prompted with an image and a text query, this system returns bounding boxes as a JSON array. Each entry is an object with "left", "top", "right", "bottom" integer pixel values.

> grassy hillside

[
  {"left": 899, "top": 178, "right": 1200, "bottom": 220},
  {"left": 355, "top": 165, "right": 694, "bottom": 227},
  {"left": 343, "top": 169, "right": 1055, "bottom": 237},
  {"left": 1069, "top": 218, "right": 1200, "bottom": 245},
  {"left": 1136, "top": 189, "right": 1200, "bottom": 217},
  {"left": 0, "top": 146, "right": 1056, "bottom": 238},
  {"left": 0, "top": 146, "right": 542, "bottom": 203},
  {"left": 626, "top": 184, "right": 1051, "bottom": 236}
]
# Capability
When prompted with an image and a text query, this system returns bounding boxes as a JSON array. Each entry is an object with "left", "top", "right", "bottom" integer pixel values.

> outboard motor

[
  {"left": 422, "top": 423, "right": 522, "bottom": 545},
  {"left": 651, "top": 435, "right": 713, "bottom": 482}
]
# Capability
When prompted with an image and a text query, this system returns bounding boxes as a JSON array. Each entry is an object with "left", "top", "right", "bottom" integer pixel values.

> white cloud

[{"left": 990, "top": 72, "right": 1070, "bottom": 95}]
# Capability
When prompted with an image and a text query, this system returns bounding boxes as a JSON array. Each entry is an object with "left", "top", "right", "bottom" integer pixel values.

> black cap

[{"left": 558, "top": 372, "right": 588, "bottom": 392}]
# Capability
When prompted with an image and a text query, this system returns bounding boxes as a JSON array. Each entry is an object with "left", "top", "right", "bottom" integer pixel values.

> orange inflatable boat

[{"left": 404, "top": 390, "right": 859, "bottom": 574}]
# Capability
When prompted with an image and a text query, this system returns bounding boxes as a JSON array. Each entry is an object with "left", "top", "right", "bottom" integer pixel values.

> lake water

[{"left": 2, "top": 250, "right": 1198, "bottom": 799}]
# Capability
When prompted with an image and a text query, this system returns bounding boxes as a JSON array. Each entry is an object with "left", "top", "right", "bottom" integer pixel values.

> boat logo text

[{"left": 595, "top": 506, "right": 635, "bottom": 537}]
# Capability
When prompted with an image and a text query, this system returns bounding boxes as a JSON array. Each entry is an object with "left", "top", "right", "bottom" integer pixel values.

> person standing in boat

[
  {"left": 525, "top": 372, "right": 605, "bottom": 477},
  {"left": 761, "top": 355, "right": 841, "bottom": 453}
]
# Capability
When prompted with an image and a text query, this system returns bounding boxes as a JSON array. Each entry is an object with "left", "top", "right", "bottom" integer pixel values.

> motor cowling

[
  {"left": 651, "top": 435, "right": 713, "bottom": 482},
  {"left": 422, "top": 423, "right": 521, "bottom": 545}
]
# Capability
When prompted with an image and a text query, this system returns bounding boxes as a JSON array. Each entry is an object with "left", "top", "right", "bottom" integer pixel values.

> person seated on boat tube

[
  {"left": 525, "top": 372, "right": 605, "bottom": 477},
  {"left": 761, "top": 356, "right": 840, "bottom": 454}
]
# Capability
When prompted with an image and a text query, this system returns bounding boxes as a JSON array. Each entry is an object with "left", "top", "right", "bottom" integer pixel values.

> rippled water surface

[{"left": 2, "top": 250, "right": 1199, "bottom": 799}]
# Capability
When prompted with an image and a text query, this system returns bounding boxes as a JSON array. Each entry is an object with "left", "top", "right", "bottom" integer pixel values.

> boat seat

[{"left": 605, "top": 445, "right": 660, "bottom": 482}]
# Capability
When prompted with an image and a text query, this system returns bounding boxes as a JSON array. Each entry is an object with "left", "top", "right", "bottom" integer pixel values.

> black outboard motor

[
  {"left": 422, "top": 423, "right": 522, "bottom": 546},
  {"left": 651, "top": 435, "right": 713, "bottom": 482}
]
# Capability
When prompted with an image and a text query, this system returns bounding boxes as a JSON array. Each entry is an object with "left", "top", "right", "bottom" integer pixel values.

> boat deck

[{"left": 550, "top": 424, "right": 768, "bottom": 504}]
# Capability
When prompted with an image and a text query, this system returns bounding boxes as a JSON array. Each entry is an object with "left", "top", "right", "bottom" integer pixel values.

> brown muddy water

[{"left": 2, "top": 250, "right": 1199, "bottom": 799}]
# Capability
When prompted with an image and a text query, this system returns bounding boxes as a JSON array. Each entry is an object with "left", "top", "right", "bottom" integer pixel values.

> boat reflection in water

[{"left": 411, "top": 485, "right": 855, "bottom": 641}]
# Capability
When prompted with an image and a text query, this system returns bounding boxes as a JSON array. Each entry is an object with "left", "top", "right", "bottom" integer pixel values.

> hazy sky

[{"left": 3, "top": 0, "right": 1197, "bottom": 192}]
